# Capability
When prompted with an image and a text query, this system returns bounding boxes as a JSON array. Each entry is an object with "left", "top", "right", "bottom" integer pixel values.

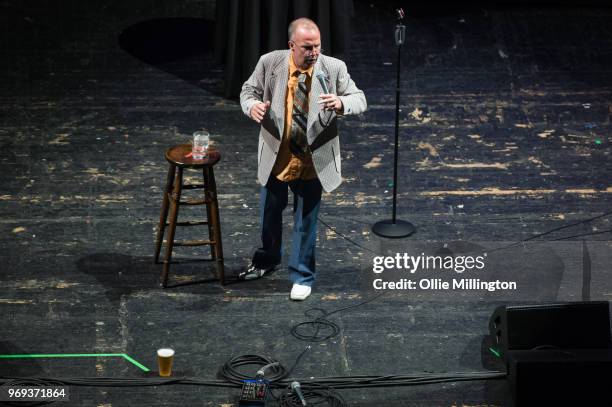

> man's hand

[
  {"left": 250, "top": 101, "right": 271, "bottom": 123},
  {"left": 318, "top": 94, "right": 343, "bottom": 113}
]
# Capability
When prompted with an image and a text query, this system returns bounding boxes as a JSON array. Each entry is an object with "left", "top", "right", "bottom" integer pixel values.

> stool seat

[
  {"left": 165, "top": 143, "right": 221, "bottom": 167},
  {"left": 154, "top": 143, "right": 225, "bottom": 287}
]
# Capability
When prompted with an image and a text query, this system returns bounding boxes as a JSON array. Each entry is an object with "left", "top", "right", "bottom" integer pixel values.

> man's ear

[{"left": 288, "top": 40, "right": 294, "bottom": 49}]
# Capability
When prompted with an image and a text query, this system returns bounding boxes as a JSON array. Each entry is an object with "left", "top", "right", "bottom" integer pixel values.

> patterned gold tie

[{"left": 290, "top": 72, "right": 309, "bottom": 158}]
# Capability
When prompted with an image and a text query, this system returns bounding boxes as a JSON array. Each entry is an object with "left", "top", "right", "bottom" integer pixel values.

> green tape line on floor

[{"left": 0, "top": 353, "right": 150, "bottom": 372}]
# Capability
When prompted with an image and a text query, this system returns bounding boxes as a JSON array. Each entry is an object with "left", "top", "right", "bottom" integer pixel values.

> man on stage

[{"left": 239, "top": 18, "right": 367, "bottom": 300}]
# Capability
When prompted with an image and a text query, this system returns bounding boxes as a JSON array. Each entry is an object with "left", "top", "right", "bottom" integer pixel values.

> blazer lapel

[
  {"left": 307, "top": 57, "right": 327, "bottom": 143},
  {"left": 270, "top": 51, "right": 289, "bottom": 137}
]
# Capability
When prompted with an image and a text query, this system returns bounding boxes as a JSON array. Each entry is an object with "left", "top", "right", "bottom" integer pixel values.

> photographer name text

[{"left": 371, "top": 252, "right": 517, "bottom": 292}]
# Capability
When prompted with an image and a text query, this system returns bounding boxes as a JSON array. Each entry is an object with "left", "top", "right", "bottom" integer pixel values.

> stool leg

[
  {"left": 205, "top": 166, "right": 225, "bottom": 285},
  {"left": 203, "top": 168, "right": 215, "bottom": 261},
  {"left": 161, "top": 166, "right": 183, "bottom": 288},
  {"left": 154, "top": 164, "right": 176, "bottom": 264}
]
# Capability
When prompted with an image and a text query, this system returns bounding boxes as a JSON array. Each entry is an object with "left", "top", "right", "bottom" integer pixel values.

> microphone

[
  {"left": 316, "top": 72, "right": 330, "bottom": 94},
  {"left": 290, "top": 381, "right": 307, "bottom": 406},
  {"left": 394, "top": 8, "right": 406, "bottom": 46}
]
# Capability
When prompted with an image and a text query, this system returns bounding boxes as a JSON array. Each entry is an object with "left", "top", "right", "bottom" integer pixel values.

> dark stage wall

[{"left": 214, "top": 0, "right": 612, "bottom": 97}]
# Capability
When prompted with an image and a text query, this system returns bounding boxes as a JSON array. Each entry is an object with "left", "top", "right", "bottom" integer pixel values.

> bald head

[{"left": 288, "top": 18, "right": 319, "bottom": 41}]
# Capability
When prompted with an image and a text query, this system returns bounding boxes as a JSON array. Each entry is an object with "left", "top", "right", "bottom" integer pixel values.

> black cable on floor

[
  {"left": 285, "top": 346, "right": 311, "bottom": 377},
  {"left": 290, "top": 370, "right": 507, "bottom": 388},
  {"left": 0, "top": 376, "right": 236, "bottom": 388},
  {"left": 277, "top": 383, "right": 347, "bottom": 407},
  {"left": 317, "top": 215, "right": 378, "bottom": 255},
  {"left": 487, "top": 210, "right": 612, "bottom": 253},
  {"left": 552, "top": 227, "right": 612, "bottom": 241},
  {"left": 320, "top": 208, "right": 612, "bottom": 258},
  {"left": 219, "top": 354, "right": 287, "bottom": 385},
  {"left": 0, "top": 370, "right": 507, "bottom": 389},
  {"left": 521, "top": 210, "right": 612, "bottom": 242},
  {"left": 290, "top": 292, "right": 386, "bottom": 342}
]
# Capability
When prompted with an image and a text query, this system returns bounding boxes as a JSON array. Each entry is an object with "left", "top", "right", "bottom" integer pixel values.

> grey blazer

[{"left": 240, "top": 50, "right": 367, "bottom": 192}]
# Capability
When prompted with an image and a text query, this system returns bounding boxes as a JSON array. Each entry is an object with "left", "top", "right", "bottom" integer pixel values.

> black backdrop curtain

[{"left": 214, "top": 0, "right": 354, "bottom": 99}]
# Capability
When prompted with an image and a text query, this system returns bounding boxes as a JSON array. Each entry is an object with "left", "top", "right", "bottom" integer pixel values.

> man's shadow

[
  {"left": 75, "top": 252, "right": 289, "bottom": 304},
  {"left": 75, "top": 253, "right": 228, "bottom": 304}
]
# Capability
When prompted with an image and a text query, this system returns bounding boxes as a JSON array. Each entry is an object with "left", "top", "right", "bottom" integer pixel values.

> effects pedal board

[{"left": 238, "top": 379, "right": 269, "bottom": 407}]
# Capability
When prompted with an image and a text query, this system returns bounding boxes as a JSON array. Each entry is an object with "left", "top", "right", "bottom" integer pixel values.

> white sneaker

[{"left": 290, "top": 284, "right": 312, "bottom": 301}]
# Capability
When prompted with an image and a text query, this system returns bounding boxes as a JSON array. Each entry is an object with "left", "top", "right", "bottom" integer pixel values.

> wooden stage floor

[{"left": 1, "top": 1, "right": 611, "bottom": 405}]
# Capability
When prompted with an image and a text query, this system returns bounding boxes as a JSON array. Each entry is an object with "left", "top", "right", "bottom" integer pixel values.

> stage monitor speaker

[
  {"left": 507, "top": 348, "right": 612, "bottom": 406},
  {"left": 489, "top": 301, "right": 610, "bottom": 359}
]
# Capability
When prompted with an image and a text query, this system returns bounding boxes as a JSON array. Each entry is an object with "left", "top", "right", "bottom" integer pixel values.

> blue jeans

[{"left": 252, "top": 176, "right": 322, "bottom": 286}]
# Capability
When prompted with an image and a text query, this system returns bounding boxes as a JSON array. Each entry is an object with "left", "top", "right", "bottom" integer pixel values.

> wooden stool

[{"left": 154, "top": 144, "right": 225, "bottom": 287}]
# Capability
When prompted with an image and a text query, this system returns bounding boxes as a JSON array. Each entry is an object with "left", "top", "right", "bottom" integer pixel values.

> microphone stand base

[{"left": 372, "top": 219, "right": 416, "bottom": 238}]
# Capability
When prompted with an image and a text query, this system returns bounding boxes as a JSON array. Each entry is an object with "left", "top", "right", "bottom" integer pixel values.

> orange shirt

[{"left": 271, "top": 54, "right": 317, "bottom": 181}]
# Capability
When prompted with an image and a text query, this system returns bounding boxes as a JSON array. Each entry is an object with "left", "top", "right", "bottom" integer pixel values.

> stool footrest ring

[
  {"left": 178, "top": 199, "right": 211, "bottom": 205},
  {"left": 166, "top": 239, "right": 215, "bottom": 247},
  {"left": 170, "top": 221, "right": 209, "bottom": 227}
]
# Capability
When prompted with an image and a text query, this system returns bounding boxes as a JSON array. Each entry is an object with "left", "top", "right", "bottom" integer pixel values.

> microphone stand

[{"left": 372, "top": 8, "right": 416, "bottom": 238}]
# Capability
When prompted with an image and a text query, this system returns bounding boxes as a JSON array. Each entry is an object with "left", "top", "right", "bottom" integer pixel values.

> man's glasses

[{"left": 291, "top": 42, "right": 322, "bottom": 53}]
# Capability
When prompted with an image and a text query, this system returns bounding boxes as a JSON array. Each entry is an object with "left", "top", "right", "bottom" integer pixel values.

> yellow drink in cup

[{"left": 157, "top": 348, "right": 174, "bottom": 377}]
